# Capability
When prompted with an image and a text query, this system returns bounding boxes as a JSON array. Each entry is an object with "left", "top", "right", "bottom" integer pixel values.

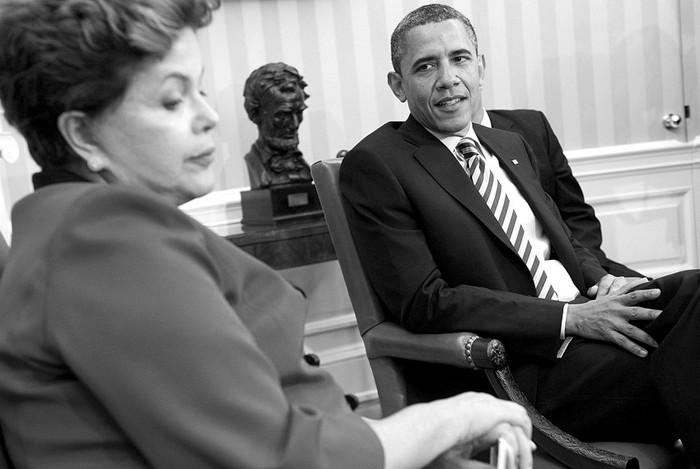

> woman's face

[{"left": 88, "top": 28, "right": 219, "bottom": 205}]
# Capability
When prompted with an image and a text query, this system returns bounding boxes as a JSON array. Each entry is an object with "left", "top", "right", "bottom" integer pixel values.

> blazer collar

[
  {"left": 398, "top": 116, "right": 517, "bottom": 252},
  {"left": 486, "top": 111, "right": 517, "bottom": 133},
  {"left": 396, "top": 116, "right": 570, "bottom": 264}
]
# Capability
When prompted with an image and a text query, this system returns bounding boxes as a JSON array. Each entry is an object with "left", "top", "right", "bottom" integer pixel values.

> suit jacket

[
  {"left": 488, "top": 109, "right": 643, "bottom": 278},
  {"left": 340, "top": 115, "right": 607, "bottom": 366},
  {"left": 0, "top": 182, "right": 382, "bottom": 468}
]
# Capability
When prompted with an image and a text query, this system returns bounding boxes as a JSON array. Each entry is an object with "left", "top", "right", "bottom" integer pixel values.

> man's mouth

[{"left": 435, "top": 96, "right": 465, "bottom": 107}]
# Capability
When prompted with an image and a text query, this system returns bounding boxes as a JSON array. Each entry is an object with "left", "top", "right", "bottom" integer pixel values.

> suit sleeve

[{"left": 45, "top": 188, "right": 383, "bottom": 469}]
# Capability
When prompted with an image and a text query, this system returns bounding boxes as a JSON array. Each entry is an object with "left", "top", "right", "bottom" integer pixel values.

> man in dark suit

[
  {"left": 340, "top": 3, "right": 700, "bottom": 464},
  {"left": 473, "top": 102, "right": 643, "bottom": 277}
]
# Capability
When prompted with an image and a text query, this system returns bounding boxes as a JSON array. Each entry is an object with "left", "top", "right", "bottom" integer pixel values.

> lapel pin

[{"left": 511, "top": 159, "right": 519, "bottom": 165}]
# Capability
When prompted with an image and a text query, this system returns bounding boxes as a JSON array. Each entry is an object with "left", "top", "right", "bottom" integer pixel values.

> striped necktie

[{"left": 457, "top": 137, "right": 558, "bottom": 300}]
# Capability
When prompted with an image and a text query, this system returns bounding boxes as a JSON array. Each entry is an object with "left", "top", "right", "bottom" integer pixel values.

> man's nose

[{"left": 436, "top": 65, "right": 460, "bottom": 89}]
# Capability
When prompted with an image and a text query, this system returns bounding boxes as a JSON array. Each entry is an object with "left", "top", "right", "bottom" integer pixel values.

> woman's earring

[{"left": 87, "top": 157, "right": 105, "bottom": 172}]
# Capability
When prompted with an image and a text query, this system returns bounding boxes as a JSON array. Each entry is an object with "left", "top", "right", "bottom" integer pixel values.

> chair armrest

[
  {"left": 487, "top": 367, "right": 637, "bottom": 469},
  {"left": 363, "top": 322, "right": 507, "bottom": 370}
]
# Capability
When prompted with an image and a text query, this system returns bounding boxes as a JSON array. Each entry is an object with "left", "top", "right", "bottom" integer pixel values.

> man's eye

[
  {"left": 453, "top": 56, "right": 469, "bottom": 64},
  {"left": 416, "top": 63, "right": 434, "bottom": 72}
]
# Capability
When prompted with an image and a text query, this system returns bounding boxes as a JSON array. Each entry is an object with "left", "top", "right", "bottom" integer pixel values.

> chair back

[
  {"left": 310, "top": 159, "right": 387, "bottom": 337},
  {"left": 0, "top": 232, "right": 13, "bottom": 467},
  {"left": 0, "top": 231, "right": 7, "bottom": 278},
  {"left": 312, "top": 158, "right": 422, "bottom": 413}
]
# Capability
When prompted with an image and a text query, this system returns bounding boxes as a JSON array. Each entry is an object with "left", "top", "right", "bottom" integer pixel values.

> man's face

[
  {"left": 388, "top": 19, "right": 484, "bottom": 135},
  {"left": 258, "top": 86, "right": 307, "bottom": 152}
]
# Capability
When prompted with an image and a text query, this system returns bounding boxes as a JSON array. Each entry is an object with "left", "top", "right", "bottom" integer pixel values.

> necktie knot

[
  {"left": 456, "top": 137, "right": 482, "bottom": 160},
  {"left": 456, "top": 137, "right": 483, "bottom": 176}
]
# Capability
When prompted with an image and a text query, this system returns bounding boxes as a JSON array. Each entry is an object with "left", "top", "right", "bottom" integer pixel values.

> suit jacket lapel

[
  {"left": 476, "top": 124, "right": 586, "bottom": 288},
  {"left": 398, "top": 117, "right": 516, "bottom": 252},
  {"left": 475, "top": 124, "right": 547, "bottom": 220}
]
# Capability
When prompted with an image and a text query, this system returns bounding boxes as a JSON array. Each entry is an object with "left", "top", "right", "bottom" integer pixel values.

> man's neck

[
  {"left": 425, "top": 121, "right": 473, "bottom": 141},
  {"left": 472, "top": 106, "right": 484, "bottom": 124}
]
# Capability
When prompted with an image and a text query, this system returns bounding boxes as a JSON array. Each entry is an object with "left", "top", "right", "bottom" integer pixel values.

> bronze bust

[{"left": 243, "top": 63, "right": 312, "bottom": 189}]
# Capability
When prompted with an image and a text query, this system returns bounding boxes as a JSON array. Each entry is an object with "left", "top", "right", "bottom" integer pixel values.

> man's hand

[{"left": 568, "top": 280, "right": 661, "bottom": 357}]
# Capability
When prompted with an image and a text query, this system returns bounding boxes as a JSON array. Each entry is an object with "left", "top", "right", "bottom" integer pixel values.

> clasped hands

[{"left": 566, "top": 274, "right": 661, "bottom": 357}]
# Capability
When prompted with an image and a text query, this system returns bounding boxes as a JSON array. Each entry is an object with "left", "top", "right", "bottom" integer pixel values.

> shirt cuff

[
  {"left": 560, "top": 303, "right": 568, "bottom": 340},
  {"left": 556, "top": 303, "right": 572, "bottom": 358}
]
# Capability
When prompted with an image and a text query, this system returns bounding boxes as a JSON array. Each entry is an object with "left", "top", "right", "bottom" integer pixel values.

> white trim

[
  {"left": 180, "top": 187, "right": 245, "bottom": 236},
  {"left": 304, "top": 313, "right": 358, "bottom": 336},
  {"left": 567, "top": 139, "right": 694, "bottom": 161},
  {"left": 314, "top": 342, "right": 368, "bottom": 366},
  {"left": 355, "top": 389, "right": 379, "bottom": 404},
  {"left": 181, "top": 140, "right": 700, "bottom": 235}
]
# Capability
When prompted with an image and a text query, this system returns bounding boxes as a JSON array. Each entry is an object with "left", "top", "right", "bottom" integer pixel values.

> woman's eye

[{"left": 163, "top": 98, "right": 183, "bottom": 110}]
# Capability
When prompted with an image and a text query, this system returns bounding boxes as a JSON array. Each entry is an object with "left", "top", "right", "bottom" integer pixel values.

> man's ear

[
  {"left": 478, "top": 54, "right": 486, "bottom": 87},
  {"left": 57, "top": 110, "right": 101, "bottom": 162},
  {"left": 387, "top": 71, "right": 406, "bottom": 102}
]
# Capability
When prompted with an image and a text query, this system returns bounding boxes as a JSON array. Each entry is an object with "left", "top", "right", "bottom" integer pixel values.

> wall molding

[
  {"left": 304, "top": 313, "right": 358, "bottom": 336},
  {"left": 182, "top": 140, "right": 699, "bottom": 232},
  {"left": 567, "top": 140, "right": 698, "bottom": 180}
]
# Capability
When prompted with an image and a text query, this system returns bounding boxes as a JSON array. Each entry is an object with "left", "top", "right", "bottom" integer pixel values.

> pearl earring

[{"left": 87, "top": 157, "right": 105, "bottom": 172}]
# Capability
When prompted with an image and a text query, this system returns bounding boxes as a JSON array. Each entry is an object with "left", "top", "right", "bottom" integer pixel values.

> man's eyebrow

[{"left": 449, "top": 48, "right": 474, "bottom": 57}]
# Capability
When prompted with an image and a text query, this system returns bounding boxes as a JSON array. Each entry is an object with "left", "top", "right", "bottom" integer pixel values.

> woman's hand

[
  {"left": 366, "top": 391, "right": 534, "bottom": 469},
  {"left": 447, "top": 393, "right": 534, "bottom": 468}
]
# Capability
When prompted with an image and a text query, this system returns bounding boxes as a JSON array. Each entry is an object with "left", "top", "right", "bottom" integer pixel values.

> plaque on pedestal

[{"left": 241, "top": 182, "right": 324, "bottom": 226}]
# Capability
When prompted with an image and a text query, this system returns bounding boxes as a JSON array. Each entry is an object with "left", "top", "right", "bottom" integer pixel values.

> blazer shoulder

[
  {"left": 15, "top": 184, "right": 200, "bottom": 249},
  {"left": 488, "top": 108, "right": 544, "bottom": 119},
  {"left": 344, "top": 121, "right": 415, "bottom": 165},
  {"left": 352, "top": 121, "right": 404, "bottom": 148}
]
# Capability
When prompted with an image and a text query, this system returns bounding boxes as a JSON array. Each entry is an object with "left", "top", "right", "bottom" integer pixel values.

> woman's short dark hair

[{"left": 0, "top": 0, "right": 221, "bottom": 169}]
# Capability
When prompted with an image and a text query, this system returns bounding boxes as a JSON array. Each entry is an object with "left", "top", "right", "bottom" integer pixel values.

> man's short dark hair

[{"left": 390, "top": 3, "right": 478, "bottom": 74}]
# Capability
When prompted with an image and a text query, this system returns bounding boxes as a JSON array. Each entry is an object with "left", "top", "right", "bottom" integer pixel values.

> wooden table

[{"left": 226, "top": 217, "right": 337, "bottom": 270}]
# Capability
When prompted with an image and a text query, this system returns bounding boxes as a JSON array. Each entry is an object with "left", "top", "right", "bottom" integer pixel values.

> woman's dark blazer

[{"left": 0, "top": 182, "right": 382, "bottom": 468}]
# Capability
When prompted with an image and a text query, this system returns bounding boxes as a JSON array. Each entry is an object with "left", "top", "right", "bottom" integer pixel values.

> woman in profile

[{"left": 0, "top": 1, "right": 532, "bottom": 468}]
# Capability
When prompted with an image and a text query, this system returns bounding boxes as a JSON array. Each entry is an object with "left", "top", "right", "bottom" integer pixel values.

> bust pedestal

[{"left": 240, "top": 182, "right": 324, "bottom": 226}]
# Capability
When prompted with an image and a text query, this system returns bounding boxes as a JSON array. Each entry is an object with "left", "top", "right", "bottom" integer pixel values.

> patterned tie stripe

[{"left": 458, "top": 137, "right": 558, "bottom": 300}]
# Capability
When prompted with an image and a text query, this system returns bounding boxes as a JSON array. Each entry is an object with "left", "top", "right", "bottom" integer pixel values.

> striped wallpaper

[
  {"left": 196, "top": 0, "right": 693, "bottom": 190},
  {"left": 1, "top": 0, "right": 698, "bottom": 219}
]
